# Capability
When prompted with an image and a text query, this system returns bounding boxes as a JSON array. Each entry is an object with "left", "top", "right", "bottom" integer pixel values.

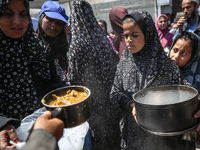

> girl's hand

[{"left": 130, "top": 103, "right": 139, "bottom": 125}]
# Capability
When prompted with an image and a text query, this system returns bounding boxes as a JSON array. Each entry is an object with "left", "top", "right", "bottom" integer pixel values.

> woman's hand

[{"left": 0, "top": 124, "right": 21, "bottom": 150}]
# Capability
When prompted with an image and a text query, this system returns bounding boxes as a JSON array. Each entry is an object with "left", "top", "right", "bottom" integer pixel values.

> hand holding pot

[
  {"left": 193, "top": 109, "right": 200, "bottom": 144},
  {"left": 130, "top": 103, "right": 139, "bottom": 125},
  {"left": 33, "top": 111, "right": 64, "bottom": 141}
]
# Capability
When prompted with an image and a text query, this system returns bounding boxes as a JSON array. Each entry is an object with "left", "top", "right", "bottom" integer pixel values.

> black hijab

[
  {"left": 0, "top": 0, "right": 52, "bottom": 119},
  {"left": 68, "top": 0, "right": 121, "bottom": 149}
]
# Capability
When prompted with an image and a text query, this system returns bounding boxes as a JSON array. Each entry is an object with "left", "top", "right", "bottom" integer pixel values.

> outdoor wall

[
  {"left": 87, "top": 0, "right": 156, "bottom": 31},
  {"left": 30, "top": 0, "right": 157, "bottom": 32}
]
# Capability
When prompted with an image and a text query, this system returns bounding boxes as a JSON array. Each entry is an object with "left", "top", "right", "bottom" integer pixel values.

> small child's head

[{"left": 169, "top": 31, "right": 198, "bottom": 68}]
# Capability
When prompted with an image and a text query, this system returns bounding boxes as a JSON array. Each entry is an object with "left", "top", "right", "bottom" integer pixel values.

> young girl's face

[
  {"left": 123, "top": 22, "right": 145, "bottom": 53},
  {"left": 158, "top": 16, "right": 168, "bottom": 30},
  {"left": 169, "top": 39, "right": 192, "bottom": 68}
]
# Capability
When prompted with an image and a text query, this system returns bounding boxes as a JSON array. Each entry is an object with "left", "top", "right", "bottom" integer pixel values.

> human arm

[
  {"left": 21, "top": 111, "right": 64, "bottom": 150},
  {"left": 110, "top": 68, "right": 134, "bottom": 113},
  {"left": 176, "top": 17, "right": 186, "bottom": 31},
  {"left": 0, "top": 114, "right": 21, "bottom": 150}
]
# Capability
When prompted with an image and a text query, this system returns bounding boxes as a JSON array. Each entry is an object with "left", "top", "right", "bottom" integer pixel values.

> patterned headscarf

[
  {"left": 170, "top": 31, "right": 200, "bottom": 93},
  {"left": 155, "top": 14, "right": 174, "bottom": 48},
  {"left": 68, "top": 0, "right": 121, "bottom": 149},
  {"left": 111, "top": 10, "right": 188, "bottom": 150},
  {"left": 0, "top": 0, "right": 51, "bottom": 119}
]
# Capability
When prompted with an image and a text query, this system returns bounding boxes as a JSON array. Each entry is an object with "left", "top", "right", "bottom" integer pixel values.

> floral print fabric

[
  {"left": 67, "top": 0, "right": 121, "bottom": 149},
  {"left": 110, "top": 10, "right": 192, "bottom": 150},
  {"left": 0, "top": 0, "right": 51, "bottom": 120}
]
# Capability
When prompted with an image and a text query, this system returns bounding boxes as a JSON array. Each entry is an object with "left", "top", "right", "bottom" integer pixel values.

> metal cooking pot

[
  {"left": 133, "top": 85, "right": 199, "bottom": 136},
  {"left": 41, "top": 85, "right": 91, "bottom": 128}
]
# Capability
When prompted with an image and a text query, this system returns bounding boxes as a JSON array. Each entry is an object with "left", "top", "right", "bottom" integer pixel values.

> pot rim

[
  {"left": 133, "top": 85, "right": 198, "bottom": 106},
  {"left": 41, "top": 85, "right": 91, "bottom": 108}
]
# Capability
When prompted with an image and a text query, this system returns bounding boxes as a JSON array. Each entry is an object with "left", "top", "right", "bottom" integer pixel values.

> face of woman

[
  {"left": 0, "top": 0, "right": 29, "bottom": 39},
  {"left": 123, "top": 22, "right": 145, "bottom": 53},
  {"left": 169, "top": 39, "right": 192, "bottom": 68},
  {"left": 98, "top": 21, "right": 106, "bottom": 33},
  {"left": 42, "top": 15, "right": 64, "bottom": 37},
  {"left": 158, "top": 16, "right": 168, "bottom": 30}
]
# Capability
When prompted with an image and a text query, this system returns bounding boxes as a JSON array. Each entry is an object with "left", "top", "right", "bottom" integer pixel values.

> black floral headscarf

[
  {"left": 67, "top": 0, "right": 121, "bottom": 149},
  {"left": 0, "top": 0, "right": 51, "bottom": 119}
]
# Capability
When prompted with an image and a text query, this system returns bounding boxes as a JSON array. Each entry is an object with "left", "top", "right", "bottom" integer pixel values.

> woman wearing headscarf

[
  {"left": 98, "top": 19, "right": 118, "bottom": 52},
  {"left": 68, "top": 0, "right": 121, "bottom": 149},
  {"left": 169, "top": 31, "right": 200, "bottom": 93},
  {"left": 155, "top": 14, "right": 174, "bottom": 54},
  {"left": 0, "top": 0, "right": 65, "bottom": 149},
  {"left": 109, "top": 6, "right": 128, "bottom": 59},
  {"left": 110, "top": 10, "right": 199, "bottom": 150},
  {"left": 37, "top": 1, "right": 69, "bottom": 73}
]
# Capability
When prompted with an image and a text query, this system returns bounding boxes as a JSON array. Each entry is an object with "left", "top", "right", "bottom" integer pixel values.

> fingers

[
  {"left": 194, "top": 110, "right": 200, "bottom": 118},
  {"left": 0, "top": 130, "right": 17, "bottom": 150},
  {"left": 7, "top": 129, "right": 21, "bottom": 144},
  {"left": 41, "top": 110, "right": 52, "bottom": 119}
]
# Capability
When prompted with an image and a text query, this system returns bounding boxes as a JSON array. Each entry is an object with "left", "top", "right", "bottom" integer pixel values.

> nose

[
  {"left": 13, "top": 15, "right": 21, "bottom": 24},
  {"left": 173, "top": 52, "right": 180, "bottom": 60},
  {"left": 50, "top": 21, "right": 57, "bottom": 28}
]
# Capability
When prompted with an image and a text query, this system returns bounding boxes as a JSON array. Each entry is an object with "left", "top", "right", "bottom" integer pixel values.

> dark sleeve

[
  {"left": 0, "top": 113, "right": 20, "bottom": 130},
  {"left": 30, "top": 51, "right": 67, "bottom": 100},
  {"left": 21, "top": 129, "right": 58, "bottom": 150},
  {"left": 110, "top": 68, "right": 134, "bottom": 113}
]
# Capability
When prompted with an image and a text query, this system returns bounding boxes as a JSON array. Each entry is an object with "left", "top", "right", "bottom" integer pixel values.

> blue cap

[{"left": 40, "top": 1, "right": 69, "bottom": 25}]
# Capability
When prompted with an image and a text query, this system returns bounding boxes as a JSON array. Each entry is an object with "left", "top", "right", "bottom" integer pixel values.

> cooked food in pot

[{"left": 45, "top": 89, "right": 88, "bottom": 106}]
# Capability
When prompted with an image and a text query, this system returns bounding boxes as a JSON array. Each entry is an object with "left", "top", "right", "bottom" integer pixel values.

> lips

[{"left": 11, "top": 27, "right": 23, "bottom": 33}]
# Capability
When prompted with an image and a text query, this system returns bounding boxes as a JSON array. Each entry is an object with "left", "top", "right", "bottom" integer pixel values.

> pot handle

[{"left": 51, "top": 108, "right": 67, "bottom": 125}]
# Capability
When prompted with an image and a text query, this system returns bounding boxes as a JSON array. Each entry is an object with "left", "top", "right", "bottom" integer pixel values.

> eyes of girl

[
  {"left": 45, "top": 16, "right": 63, "bottom": 26},
  {"left": 172, "top": 48, "right": 187, "bottom": 56},
  {"left": 159, "top": 20, "right": 167, "bottom": 24},
  {"left": 124, "top": 34, "right": 139, "bottom": 39}
]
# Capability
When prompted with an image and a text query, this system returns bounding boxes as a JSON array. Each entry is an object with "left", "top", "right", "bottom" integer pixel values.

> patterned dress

[
  {"left": 110, "top": 10, "right": 194, "bottom": 150},
  {"left": 67, "top": 0, "right": 121, "bottom": 149},
  {"left": 0, "top": 0, "right": 65, "bottom": 120}
]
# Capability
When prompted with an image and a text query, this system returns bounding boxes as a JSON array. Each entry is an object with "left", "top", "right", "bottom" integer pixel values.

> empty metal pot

[{"left": 133, "top": 85, "right": 199, "bottom": 136}]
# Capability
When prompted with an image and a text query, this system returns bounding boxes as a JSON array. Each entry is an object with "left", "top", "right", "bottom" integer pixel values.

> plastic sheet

[{"left": 12, "top": 107, "right": 89, "bottom": 150}]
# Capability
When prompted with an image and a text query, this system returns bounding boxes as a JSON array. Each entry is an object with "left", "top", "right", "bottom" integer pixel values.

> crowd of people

[{"left": 1, "top": 0, "right": 200, "bottom": 150}]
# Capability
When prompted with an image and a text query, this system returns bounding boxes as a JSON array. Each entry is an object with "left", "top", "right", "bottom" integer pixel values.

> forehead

[
  {"left": 175, "top": 39, "right": 192, "bottom": 49},
  {"left": 159, "top": 16, "right": 167, "bottom": 20},
  {"left": 6, "top": 0, "right": 26, "bottom": 9},
  {"left": 182, "top": 1, "right": 195, "bottom": 7}
]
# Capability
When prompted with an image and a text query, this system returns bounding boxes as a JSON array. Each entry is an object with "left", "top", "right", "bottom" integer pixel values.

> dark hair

[{"left": 172, "top": 31, "right": 198, "bottom": 61}]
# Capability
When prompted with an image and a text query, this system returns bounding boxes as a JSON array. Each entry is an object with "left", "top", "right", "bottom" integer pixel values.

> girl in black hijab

[{"left": 110, "top": 10, "right": 197, "bottom": 150}]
